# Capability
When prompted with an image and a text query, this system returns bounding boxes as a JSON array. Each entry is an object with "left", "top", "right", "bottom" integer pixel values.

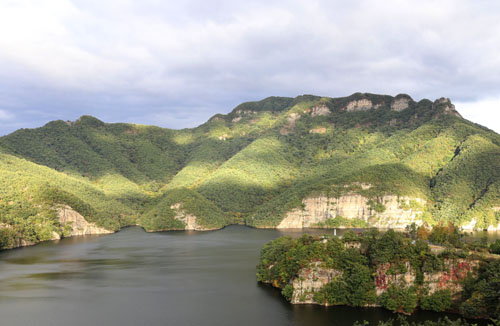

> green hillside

[{"left": 1, "top": 93, "right": 499, "bottom": 249}]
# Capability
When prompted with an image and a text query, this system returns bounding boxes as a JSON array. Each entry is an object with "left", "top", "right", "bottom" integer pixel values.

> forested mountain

[{"left": 1, "top": 93, "right": 499, "bottom": 248}]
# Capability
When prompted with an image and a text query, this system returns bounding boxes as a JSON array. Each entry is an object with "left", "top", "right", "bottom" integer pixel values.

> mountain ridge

[{"left": 0, "top": 93, "right": 499, "bottom": 249}]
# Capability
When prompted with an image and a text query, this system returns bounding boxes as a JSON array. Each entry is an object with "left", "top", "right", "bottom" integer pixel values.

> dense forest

[
  {"left": 0, "top": 93, "right": 499, "bottom": 248},
  {"left": 257, "top": 226, "right": 500, "bottom": 319}
]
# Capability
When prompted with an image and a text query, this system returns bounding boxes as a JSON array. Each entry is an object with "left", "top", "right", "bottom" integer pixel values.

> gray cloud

[{"left": 0, "top": 0, "right": 499, "bottom": 135}]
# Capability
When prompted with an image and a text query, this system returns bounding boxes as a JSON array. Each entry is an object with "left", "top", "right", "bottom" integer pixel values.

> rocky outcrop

[
  {"left": 375, "top": 262, "right": 416, "bottom": 296},
  {"left": 423, "top": 259, "right": 479, "bottom": 295},
  {"left": 290, "top": 258, "right": 479, "bottom": 306},
  {"left": 309, "top": 127, "right": 326, "bottom": 134},
  {"left": 277, "top": 194, "right": 425, "bottom": 229},
  {"left": 280, "top": 113, "right": 300, "bottom": 135},
  {"left": 169, "top": 203, "right": 216, "bottom": 231},
  {"left": 433, "top": 98, "right": 462, "bottom": 118},
  {"left": 218, "top": 133, "right": 228, "bottom": 141},
  {"left": 58, "top": 205, "right": 113, "bottom": 236},
  {"left": 391, "top": 97, "right": 411, "bottom": 111},
  {"left": 311, "top": 105, "right": 331, "bottom": 117},
  {"left": 461, "top": 217, "right": 500, "bottom": 231},
  {"left": 375, "top": 259, "right": 479, "bottom": 296},
  {"left": 344, "top": 99, "right": 373, "bottom": 112},
  {"left": 291, "top": 262, "right": 342, "bottom": 304}
]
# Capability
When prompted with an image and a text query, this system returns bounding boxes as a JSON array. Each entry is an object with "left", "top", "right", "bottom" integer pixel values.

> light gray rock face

[
  {"left": 277, "top": 194, "right": 425, "bottom": 229},
  {"left": 391, "top": 98, "right": 411, "bottom": 111},
  {"left": 310, "top": 105, "right": 331, "bottom": 117},
  {"left": 344, "top": 99, "right": 373, "bottom": 112},
  {"left": 291, "top": 262, "right": 342, "bottom": 304},
  {"left": 169, "top": 203, "right": 217, "bottom": 231},
  {"left": 433, "top": 98, "right": 462, "bottom": 117},
  {"left": 170, "top": 203, "right": 202, "bottom": 230},
  {"left": 58, "top": 205, "right": 113, "bottom": 236}
]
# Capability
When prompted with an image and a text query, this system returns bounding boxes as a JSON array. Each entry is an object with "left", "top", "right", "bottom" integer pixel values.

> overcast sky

[{"left": 0, "top": 0, "right": 499, "bottom": 135}]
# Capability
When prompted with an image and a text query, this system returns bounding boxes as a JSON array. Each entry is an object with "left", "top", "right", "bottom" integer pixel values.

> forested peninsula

[{"left": 257, "top": 225, "right": 500, "bottom": 319}]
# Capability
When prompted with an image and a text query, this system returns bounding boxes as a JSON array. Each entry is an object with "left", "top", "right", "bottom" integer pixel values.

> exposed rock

[
  {"left": 235, "top": 109, "right": 256, "bottom": 115},
  {"left": 433, "top": 98, "right": 462, "bottom": 118},
  {"left": 277, "top": 194, "right": 425, "bottom": 229},
  {"left": 461, "top": 218, "right": 477, "bottom": 231},
  {"left": 291, "top": 258, "right": 479, "bottom": 306},
  {"left": 311, "top": 105, "right": 331, "bottom": 117},
  {"left": 218, "top": 133, "right": 228, "bottom": 141},
  {"left": 124, "top": 128, "right": 139, "bottom": 135},
  {"left": 375, "top": 262, "right": 415, "bottom": 296},
  {"left": 344, "top": 99, "right": 373, "bottom": 112},
  {"left": 374, "top": 259, "right": 478, "bottom": 296},
  {"left": 58, "top": 205, "right": 113, "bottom": 236},
  {"left": 280, "top": 113, "right": 300, "bottom": 135},
  {"left": 425, "top": 259, "right": 478, "bottom": 294},
  {"left": 291, "top": 262, "right": 342, "bottom": 304},
  {"left": 232, "top": 117, "right": 242, "bottom": 123},
  {"left": 487, "top": 224, "right": 500, "bottom": 231},
  {"left": 344, "top": 182, "right": 372, "bottom": 190},
  {"left": 170, "top": 203, "right": 215, "bottom": 231},
  {"left": 309, "top": 127, "right": 326, "bottom": 134},
  {"left": 391, "top": 98, "right": 411, "bottom": 112}
]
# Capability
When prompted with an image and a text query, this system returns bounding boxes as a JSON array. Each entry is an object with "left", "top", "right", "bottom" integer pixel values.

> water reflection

[{"left": 0, "top": 226, "right": 494, "bottom": 326}]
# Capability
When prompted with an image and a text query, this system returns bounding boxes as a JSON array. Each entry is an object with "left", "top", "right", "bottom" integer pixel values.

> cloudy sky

[{"left": 0, "top": 0, "right": 499, "bottom": 135}]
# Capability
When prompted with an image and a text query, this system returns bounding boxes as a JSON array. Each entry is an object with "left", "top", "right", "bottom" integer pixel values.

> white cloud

[
  {"left": 455, "top": 98, "right": 500, "bottom": 134},
  {"left": 0, "top": 0, "right": 499, "bottom": 134}
]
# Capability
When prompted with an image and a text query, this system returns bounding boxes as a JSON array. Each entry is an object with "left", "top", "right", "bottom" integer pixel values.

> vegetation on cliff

[
  {"left": 256, "top": 228, "right": 500, "bottom": 319},
  {"left": 0, "top": 93, "right": 499, "bottom": 248}
]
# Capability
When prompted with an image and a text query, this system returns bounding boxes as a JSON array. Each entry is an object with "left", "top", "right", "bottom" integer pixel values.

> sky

[{"left": 0, "top": 0, "right": 499, "bottom": 135}]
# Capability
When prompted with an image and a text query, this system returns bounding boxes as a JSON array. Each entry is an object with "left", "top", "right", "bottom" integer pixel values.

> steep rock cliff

[
  {"left": 277, "top": 194, "right": 425, "bottom": 229},
  {"left": 291, "top": 261, "right": 342, "bottom": 304},
  {"left": 170, "top": 203, "right": 218, "bottom": 231},
  {"left": 58, "top": 205, "right": 114, "bottom": 236},
  {"left": 290, "top": 258, "right": 479, "bottom": 305}
]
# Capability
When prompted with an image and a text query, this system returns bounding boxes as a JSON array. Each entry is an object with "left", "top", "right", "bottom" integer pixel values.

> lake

[{"left": 0, "top": 226, "right": 491, "bottom": 326}]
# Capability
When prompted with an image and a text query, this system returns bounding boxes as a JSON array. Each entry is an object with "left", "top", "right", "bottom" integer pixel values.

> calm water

[{"left": 0, "top": 226, "right": 491, "bottom": 326}]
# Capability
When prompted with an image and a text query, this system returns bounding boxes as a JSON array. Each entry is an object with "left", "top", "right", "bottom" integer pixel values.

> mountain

[{"left": 1, "top": 93, "right": 499, "bottom": 249}]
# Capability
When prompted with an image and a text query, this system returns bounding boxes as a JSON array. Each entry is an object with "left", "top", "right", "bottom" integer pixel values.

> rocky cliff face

[
  {"left": 277, "top": 194, "right": 425, "bottom": 229},
  {"left": 291, "top": 261, "right": 342, "bottom": 304},
  {"left": 0, "top": 206, "right": 112, "bottom": 250},
  {"left": 290, "top": 258, "right": 479, "bottom": 306},
  {"left": 170, "top": 203, "right": 217, "bottom": 231},
  {"left": 58, "top": 205, "right": 113, "bottom": 236},
  {"left": 374, "top": 258, "right": 478, "bottom": 296}
]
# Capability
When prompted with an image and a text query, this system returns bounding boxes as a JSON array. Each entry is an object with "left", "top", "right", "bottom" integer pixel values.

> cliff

[
  {"left": 57, "top": 205, "right": 114, "bottom": 236},
  {"left": 290, "top": 258, "right": 479, "bottom": 305},
  {"left": 277, "top": 193, "right": 426, "bottom": 229},
  {"left": 0, "top": 205, "right": 113, "bottom": 250}
]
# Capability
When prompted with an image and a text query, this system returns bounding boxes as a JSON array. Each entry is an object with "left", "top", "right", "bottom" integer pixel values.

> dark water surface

[{"left": 0, "top": 226, "right": 490, "bottom": 326}]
